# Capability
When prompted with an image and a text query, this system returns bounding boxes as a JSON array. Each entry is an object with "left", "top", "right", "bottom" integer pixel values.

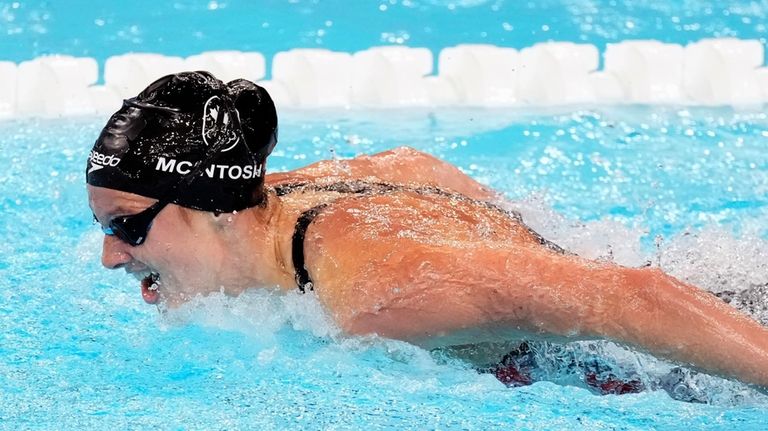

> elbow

[{"left": 598, "top": 266, "right": 668, "bottom": 340}]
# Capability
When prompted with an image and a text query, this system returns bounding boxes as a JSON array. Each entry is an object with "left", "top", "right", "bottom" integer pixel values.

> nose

[{"left": 101, "top": 234, "right": 133, "bottom": 269}]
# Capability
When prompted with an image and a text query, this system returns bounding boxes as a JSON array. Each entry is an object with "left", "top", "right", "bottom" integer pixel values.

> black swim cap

[{"left": 86, "top": 71, "right": 278, "bottom": 213}]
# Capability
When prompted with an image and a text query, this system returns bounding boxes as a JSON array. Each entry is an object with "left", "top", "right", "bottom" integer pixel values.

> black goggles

[
  {"left": 95, "top": 96, "right": 240, "bottom": 247},
  {"left": 97, "top": 199, "right": 169, "bottom": 246}
]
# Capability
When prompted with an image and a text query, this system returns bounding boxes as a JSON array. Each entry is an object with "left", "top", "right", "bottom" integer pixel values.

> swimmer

[{"left": 87, "top": 72, "right": 768, "bottom": 392}]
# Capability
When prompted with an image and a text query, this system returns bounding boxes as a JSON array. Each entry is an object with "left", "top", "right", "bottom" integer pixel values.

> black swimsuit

[{"left": 273, "top": 180, "right": 565, "bottom": 293}]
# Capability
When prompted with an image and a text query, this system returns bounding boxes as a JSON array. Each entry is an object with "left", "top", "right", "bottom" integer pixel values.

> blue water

[
  {"left": 2, "top": 108, "right": 768, "bottom": 429},
  {"left": 3, "top": 1, "right": 768, "bottom": 429},
  {"left": 2, "top": 0, "right": 768, "bottom": 64}
]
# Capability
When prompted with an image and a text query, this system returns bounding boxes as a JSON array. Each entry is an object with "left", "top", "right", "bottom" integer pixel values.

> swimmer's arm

[
  {"left": 332, "top": 244, "right": 768, "bottom": 389},
  {"left": 265, "top": 146, "right": 497, "bottom": 201}
]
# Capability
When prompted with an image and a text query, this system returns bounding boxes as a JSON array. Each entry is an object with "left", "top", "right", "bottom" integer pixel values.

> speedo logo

[
  {"left": 88, "top": 151, "right": 121, "bottom": 174},
  {"left": 155, "top": 156, "right": 263, "bottom": 180}
]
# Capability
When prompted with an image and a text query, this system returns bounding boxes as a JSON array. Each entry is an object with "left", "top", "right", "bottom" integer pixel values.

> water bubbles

[
  {"left": 380, "top": 31, "right": 410, "bottom": 44},
  {"left": 660, "top": 228, "right": 768, "bottom": 295},
  {"left": 345, "top": 134, "right": 363, "bottom": 146},
  {"left": 160, "top": 289, "right": 341, "bottom": 341},
  {"left": 257, "top": 347, "right": 278, "bottom": 364}
]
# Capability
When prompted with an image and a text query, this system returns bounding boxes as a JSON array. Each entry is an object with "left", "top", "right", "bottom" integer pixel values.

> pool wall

[{"left": 2, "top": 38, "right": 768, "bottom": 119}]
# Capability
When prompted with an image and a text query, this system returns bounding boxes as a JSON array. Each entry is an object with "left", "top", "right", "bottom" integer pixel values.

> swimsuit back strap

[
  {"left": 281, "top": 178, "right": 567, "bottom": 293},
  {"left": 291, "top": 203, "right": 329, "bottom": 292}
]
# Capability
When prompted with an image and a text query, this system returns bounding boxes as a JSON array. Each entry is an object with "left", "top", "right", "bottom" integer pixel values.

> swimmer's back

[
  {"left": 304, "top": 190, "right": 539, "bottom": 247},
  {"left": 294, "top": 188, "right": 553, "bottom": 333}
]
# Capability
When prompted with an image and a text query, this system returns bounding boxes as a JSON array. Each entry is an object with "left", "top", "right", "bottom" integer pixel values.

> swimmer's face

[{"left": 88, "top": 185, "right": 222, "bottom": 307}]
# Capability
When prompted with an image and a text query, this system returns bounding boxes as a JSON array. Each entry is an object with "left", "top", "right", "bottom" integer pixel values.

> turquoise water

[
  {"left": 3, "top": 0, "right": 768, "bottom": 429},
  {"left": 2, "top": 108, "right": 768, "bottom": 429},
  {"left": 2, "top": 0, "right": 768, "bottom": 64}
]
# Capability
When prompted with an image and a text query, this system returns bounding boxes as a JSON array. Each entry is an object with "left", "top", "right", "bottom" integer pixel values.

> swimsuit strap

[
  {"left": 292, "top": 203, "right": 328, "bottom": 293},
  {"left": 274, "top": 180, "right": 523, "bottom": 221},
  {"left": 280, "top": 179, "right": 567, "bottom": 292},
  {"left": 274, "top": 180, "right": 398, "bottom": 197}
]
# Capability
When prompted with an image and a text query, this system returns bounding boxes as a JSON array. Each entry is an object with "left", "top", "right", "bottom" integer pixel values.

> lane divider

[{"left": 1, "top": 38, "right": 767, "bottom": 118}]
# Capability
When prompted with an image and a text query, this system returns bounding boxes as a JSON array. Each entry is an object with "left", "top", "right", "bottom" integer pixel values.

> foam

[
  {"left": 506, "top": 197, "right": 768, "bottom": 403},
  {"left": 509, "top": 195, "right": 649, "bottom": 267},
  {"left": 659, "top": 227, "right": 768, "bottom": 295},
  {"left": 4, "top": 38, "right": 768, "bottom": 118},
  {"left": 160, "top": 289, "right": 341, "bottom": 341},
  {"left": 512, "top": 195, "right": 768, "bottom": 321}
]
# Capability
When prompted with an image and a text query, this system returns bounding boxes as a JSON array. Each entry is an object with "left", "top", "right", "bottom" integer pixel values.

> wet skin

[{"left": 89, "top": 147, "right": 768, "bottom": 390}]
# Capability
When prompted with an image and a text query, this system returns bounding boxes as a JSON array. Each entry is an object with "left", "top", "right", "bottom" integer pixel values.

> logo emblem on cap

[
  {"left": 202, "top": 96, "right": 240, "bottom": 153},
  {"left": 87, "top": 150, "right": 122, "bottom": 174}
]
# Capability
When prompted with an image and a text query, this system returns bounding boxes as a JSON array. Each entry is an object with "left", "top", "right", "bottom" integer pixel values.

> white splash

[
  {"left": 508, "top": 193, "right": 650, "bottom": 266},
  {"left": 660, "top": 228, "right": 768, "bottom": 294},
  {"left": 158, "top": 288, "right": 341, "bottom": 341}
]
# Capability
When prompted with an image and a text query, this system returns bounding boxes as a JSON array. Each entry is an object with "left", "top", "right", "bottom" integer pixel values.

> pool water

[
  {"left": 1, "top": 107, "right": 768, "bottom": 429},
  {"left": 4, "top": 0, "right": 768, "bottom": 429},
  {"left": 3, "top": 0, "right": 768, "bottom": 64}
]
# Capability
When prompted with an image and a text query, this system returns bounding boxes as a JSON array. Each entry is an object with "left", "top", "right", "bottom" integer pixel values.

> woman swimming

[{"left": 87, "top": 72, "right": 768, "bottom": 392}]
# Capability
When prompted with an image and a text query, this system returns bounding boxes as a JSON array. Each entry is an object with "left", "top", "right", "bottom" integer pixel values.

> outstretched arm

[
  {"left": 266, "top": 146, "right": 497, "bottom": 201},
  {"left": 325, "top": 241, "right": 768, "bottom": 389}
]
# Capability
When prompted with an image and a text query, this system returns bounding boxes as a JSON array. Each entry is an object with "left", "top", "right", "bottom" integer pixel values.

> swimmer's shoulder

[
  {"left": 264, "top": 147, "right": 497, "bottom": 202},
  {"left": 301, "top": 190, "right": 540, "bottom": 271},
  {"left": 299, "top": 192, "right": 541, "bottom": 331}
]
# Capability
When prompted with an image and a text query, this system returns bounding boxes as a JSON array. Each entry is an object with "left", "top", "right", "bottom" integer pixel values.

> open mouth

[{"left": 140, "top": 272, "right": 161, "bottom": 304}]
